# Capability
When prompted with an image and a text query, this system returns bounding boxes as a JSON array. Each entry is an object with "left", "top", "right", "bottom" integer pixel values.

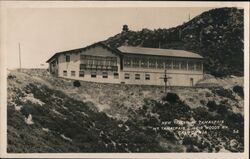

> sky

[{"left": 5, "top": 7, "right": 213, "bottom": 69}]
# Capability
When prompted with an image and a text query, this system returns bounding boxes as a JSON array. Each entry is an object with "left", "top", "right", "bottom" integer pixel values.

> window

[
  {"left": 166, "top": 60, "right": 172, "bottom": 69},
  {"left": 196, "top": 62, "right": 202, "bottom": 71},
  {"left": 149, "top": 59, "right": 156, "bottom": 69},
  {"left": 180, "top": 61, "right": 187, "bottom": 70},
  {"left": 114, "top": 72, "right": 119, "bottom": 79},
  {"left": 124, "top": 57, "right": 132, "bottom": 67},
  {"left": 188, "top": 61, "right": 195, "bottom": 70},
  {"left": 140, "top": 58, "right": 148, "bottom": 68},
  {"left": 111, "top": 66, "right": 118, "bottom": 72},
  {"left": 157, "top": 59, "right": 164, "bottom": 69},
  {"left": 63, "top": 70, "right": 67, "bottom": 76},
  {"left": 71, "top": 71, "right": 76, "bottom": 76},
  {"left": 52, "top": 60, "right": 57, "bottom": 67},
  {"left": 66, "top": 55, "right": 70, "bottom": 62},
  {"left": 135, "top": 74, "right": 140, "bottom": 80},
  {"left": 145, "top": 74, "right": 150, "bottom": 80},
  {"left": 91, "top": 71, "right": 97, "bottom": 78},
  {"left": 124, "top": 73, "right": 130, "bottom": 79},
  {"left": 132, "top": 58, "right": 140, "bottom": 68},
  {"left": 102, "top": 72, "right": 108, "bottom": 78},
  {"left": 80, "top": 55, "right": 88, "bottom": 64},
  {"left": 80, "top": 55, "right": 85, "bottom": 60},
  {"left": 88, "top": 59, "right": 94, "bottom": 65},
  {"left": 79, "top": 71, "right": 84, "bottom": 77},
  {"left": 96, "top": 60, "right": 102, "bottom": 66},
  {"left": 80, "top": 64, "right": 87, "bottom": 70},
  {"left": 173, "top": 60, "right": 180, "bottom": 69},
  {"left": 110, "top": 57, "right": 117, "bottom": 66}
]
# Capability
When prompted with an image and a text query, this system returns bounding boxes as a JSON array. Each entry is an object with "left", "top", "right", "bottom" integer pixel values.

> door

[{"left": 190, "top": 78, "right": 194, "bottom": 87}]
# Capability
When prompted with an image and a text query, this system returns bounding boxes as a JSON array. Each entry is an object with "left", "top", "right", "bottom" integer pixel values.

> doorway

[{"left": 190, "top": 78, "right": 194, "bottom": 87}]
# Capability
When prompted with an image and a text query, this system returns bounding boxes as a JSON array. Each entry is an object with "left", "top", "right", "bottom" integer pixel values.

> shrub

[
  {"left": 183, "top": 137, "right": 196, "bottom": 145},
  {"left": 217, "top": 104, "right": 228, "bottom": 115},
  {"left": 206, "top": 101, "right": 217, "bottom": 112},
  {"left": 162, "top": 92, "right": 180, "bottom": 103},
  {"left": 212, "top": 88, "right": 235, "bottom": 100},
  {"left": 200, "top": 100, "right": 206, "bottom": 105},
  {"left": 73, "top": 80, "right": 81, "bottom": 87},
  {"left": 233, "top": 85, "right": 244, "bottom": 98},
  {"left": 193, "top": 107, "right": 210, "bottom": 120},
  {"left": 7, "top": 74, "right": 16, "bottom": 80}
]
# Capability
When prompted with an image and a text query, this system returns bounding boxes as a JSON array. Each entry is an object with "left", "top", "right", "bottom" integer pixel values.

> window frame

[
  {"left": 124, "top": 73, "right": 130, "bottom": 79},
  {"left": 196, "top": 61, "right": 202, "bottom": 71},
  {"left": 91, "top": 71, "right": 97, "bottom": 78},
  {"left": 65, "top": 55, "right": 70, "bottom": 62},
  {"left": 102, "top": 72, "right": 108, "bottom": 78},
  {"left": 140, "top": 58, "right": 148, "bottom": 68},
  {"left": 132, "top": 58, "right": 140, "bottom": 68},
  {"left": 63, "top": 70, "right": 67, "bottom": 76},
  {"left": 157, "top": 59, "right": 164, "bottom": 69},
  {"left": 71, "top": 71, "right": 76, "bottom": 77},
  {"left": 114, "top": 72, "right": 119, "bottom": 79},
  {"left": 180, "top": 60, "right": 187, "bottom": 70},
  {"left": 188, "top": 61, "right": 195, "bottom": 70},
  {"left": 145, "top": 74, "right": 150, "bottom": 80},
  {"left": 149, "top": 59, "right": 156, "bottom": 69},
  {"left": 135, "top": 74, "right": 140, "bottom": 80},
  {"left": 79, "top": 71, "right": 84, "bottom": 77}
]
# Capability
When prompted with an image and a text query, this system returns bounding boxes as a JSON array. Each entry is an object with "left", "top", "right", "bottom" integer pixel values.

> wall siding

[
  {"left": 50, "top": 46, "right": 204, "bottom": 86},
  {"left": 57, "top": 46, "right": 121, "bottom": 84}
]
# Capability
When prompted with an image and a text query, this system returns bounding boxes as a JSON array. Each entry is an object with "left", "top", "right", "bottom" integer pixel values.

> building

[{"left": 46, "top": 42, "right": 204, "bottom": 86}]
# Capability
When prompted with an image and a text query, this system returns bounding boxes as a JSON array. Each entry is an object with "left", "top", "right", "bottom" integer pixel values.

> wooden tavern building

[{"left": 46, "top": 42, "right": 204, "bottom": 86}]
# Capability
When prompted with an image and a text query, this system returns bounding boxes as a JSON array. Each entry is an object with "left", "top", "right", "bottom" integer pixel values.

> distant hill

[{"left": 103, "top": 7, "right": 244, "bottom": 77}]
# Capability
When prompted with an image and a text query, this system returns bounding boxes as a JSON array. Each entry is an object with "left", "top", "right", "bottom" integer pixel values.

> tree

[{"left": 122, "top": 24, "right": 129, "bottom": 32}]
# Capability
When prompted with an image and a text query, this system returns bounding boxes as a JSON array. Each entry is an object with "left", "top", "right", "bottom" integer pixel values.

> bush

[
  {"left": 73, "top": 80, "right": 81, "bottom": 87},
  {"left": 183, "top": 137, "right": 197, "bottom": 145},
  {"left": 212, "top": 88, "right": 235, "bottom": 100},
  {"left": 8, "top": 74, "right": 16, "bottom": 80},
  {"left": 217, "top": 104, "right": 228, "bottom": 115},
  {"left": 206, "top": 101, "right": 217, "bottom": 112},
  {"left": 233, "top": 85, "right": 244, "bottom": 98},
  {"left": 162, "top": 92, "right": 180, "bottom": 103}
]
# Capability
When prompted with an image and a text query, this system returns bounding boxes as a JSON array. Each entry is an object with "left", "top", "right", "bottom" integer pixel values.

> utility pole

[
  {"left": 160, "top": 66, "right": 172, "bottom": 93},
  {"left": 18, "top": 43, "right": 22, "bottom": 72},
  {"left": 188, "top": 13, "right": 191, "bottom": 21}
]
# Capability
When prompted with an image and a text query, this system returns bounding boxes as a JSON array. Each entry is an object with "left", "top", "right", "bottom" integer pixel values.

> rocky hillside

[
  {"left": 7, "top": 69, "right": 244, "bottom": 153},
  {"left": 103, "top": 7, "right": 244, "bottom": 77}
]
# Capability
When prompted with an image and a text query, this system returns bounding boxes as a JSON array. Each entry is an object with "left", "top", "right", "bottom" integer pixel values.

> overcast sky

[{"left": 5, "top": 7, "right": 213, "bottom": 69}]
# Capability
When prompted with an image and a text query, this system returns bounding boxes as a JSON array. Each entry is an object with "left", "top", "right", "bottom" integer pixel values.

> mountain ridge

[{"left": 103, "top": 7, "right": 244, "bottom": 77}]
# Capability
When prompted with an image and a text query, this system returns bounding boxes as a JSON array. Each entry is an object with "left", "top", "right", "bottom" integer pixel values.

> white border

[{"left": 0, "top": 1, "right": 249, "bottom": 159}]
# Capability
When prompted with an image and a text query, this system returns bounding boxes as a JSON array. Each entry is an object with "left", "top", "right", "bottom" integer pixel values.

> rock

[{"left": 24, "top": 114, "right": 34, "bottom": 125}]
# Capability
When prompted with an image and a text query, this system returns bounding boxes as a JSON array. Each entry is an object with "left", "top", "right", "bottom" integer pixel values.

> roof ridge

[
  {"left": 118, "top": 45, "right": 195, "bottom": 52},
  {"left": 117, "top": 46, "right": 203, "bottom": 59}
]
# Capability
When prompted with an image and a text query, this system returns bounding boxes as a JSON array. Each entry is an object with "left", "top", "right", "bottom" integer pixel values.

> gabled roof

[
  {"left": 46, "top": 42, "right": 121, "bottom": 63},
  {"left": 117, "top": 46, "right": 203, "bottom": 59},
  {"left": 47, "top": 43, "right": 203, "bottom": 63}
]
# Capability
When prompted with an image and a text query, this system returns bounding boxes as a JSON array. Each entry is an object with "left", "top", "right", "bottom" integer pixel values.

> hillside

[
  {"left": 7, "top": 69, "right": 244, "bottom": 152},
  {"left": 103, "top": 7, "right": 244, "bottom": 77}
]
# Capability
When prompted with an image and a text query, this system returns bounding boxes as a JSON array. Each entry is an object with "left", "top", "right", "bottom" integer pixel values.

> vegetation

[
  {"left": 233, "top": 85, "right": 244, "bottom": 98},
  {"left": 73, "top": 80, "right": 81, "bottom": 87},
  {"left": 7, "top": 67, "right": 244, "bottom": 153},
  {"left": 104, "top": 8, "right": 244, "bottom": 77},
  {"left": 162, "top": 92, "right": 180, "bottom": 103}
]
